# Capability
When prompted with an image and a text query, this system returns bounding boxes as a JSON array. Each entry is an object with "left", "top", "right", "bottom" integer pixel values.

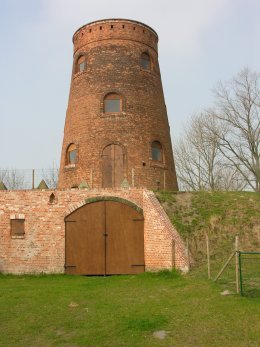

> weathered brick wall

[
  {"left": 0, "top": 189, "right": 187, "bottom": 274},
  {"left": 143, "top": 191, "right": 188, "bottom": 271},
  {"left": 58, "top": 19, "right": 178, "bottom": 191}
]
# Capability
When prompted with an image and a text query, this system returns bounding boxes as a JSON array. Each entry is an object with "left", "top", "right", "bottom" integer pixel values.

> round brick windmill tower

[{"left": 58, "top": 19, "right": 178, "bottom": 190}]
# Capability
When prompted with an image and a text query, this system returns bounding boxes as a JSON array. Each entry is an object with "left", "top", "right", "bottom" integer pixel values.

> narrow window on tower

[
  {"left": 140, "top": 52, "right": 151, "bottom": 70},
  {"left": 75, "top": 55, "right": 86, "bottom": 73},
  {"left": 151, "top": 141, "right": 163, "bottom": 161},
  {"left": 66, "top": 143, "right": 77, "bottom": 165},
  {"left": 104, "top": 93, "right": 122, "bottom": 113}
]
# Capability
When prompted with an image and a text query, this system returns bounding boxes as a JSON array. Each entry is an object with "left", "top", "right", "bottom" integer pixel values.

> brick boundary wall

[
  {"left": 0, "top": 189, "right": 188, "bottom": 274},
  {"left": 143, "top": 191, "right": 188, "bottom": 271}
]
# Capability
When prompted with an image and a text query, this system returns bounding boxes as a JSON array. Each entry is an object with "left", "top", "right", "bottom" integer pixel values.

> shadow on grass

[
  {"left": 138, "top": 269, "right": 182, "bottom": 280},
  {"left": 123, "top": 315, "right": 168, "bottom": 332}
]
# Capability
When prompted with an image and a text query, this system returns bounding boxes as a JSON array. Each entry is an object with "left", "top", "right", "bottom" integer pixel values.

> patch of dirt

[
  {"left": 153, "top": 330, "right": 167, "bottom": 339},
  {"left": 175, "top": 192, "right": 192, "bottom": 208}
]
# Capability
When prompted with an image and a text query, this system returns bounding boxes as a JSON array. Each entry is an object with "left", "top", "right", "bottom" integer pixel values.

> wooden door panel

[
  {"left": 65, "top": 201, "right": 105, "bottom": 275},
  {"left": 65, "top": 221, "right": 78, "bottom": 274},
  {"left": 65, "top": 200, "right": 144, "bottom": 275},
  {"left": 114, "top": 145, "right": 124, "bottom": 187},
  {"left": 102, "top": 146, "right": 113, "bottom": 188},
  {"left": 102, "top": 144, "right": 125, "bottom": 188},
  {"left": 105, "top": 201, "right": 144, "bottom": 274}
]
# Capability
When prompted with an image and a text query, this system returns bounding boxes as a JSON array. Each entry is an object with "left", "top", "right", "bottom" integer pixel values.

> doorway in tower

[
  {"left": 102, "top": 144, "right": 125, "bottom": 188},
  {"left": 64, "top": 198, "right": 144, "bottom": 275}
]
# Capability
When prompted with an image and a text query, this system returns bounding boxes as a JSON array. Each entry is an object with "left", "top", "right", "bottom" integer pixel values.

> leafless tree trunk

[
  {"left": 207, "top": 68, "right": 260, "bottom": 192},
  {"left": 174, "top": 113, "right": 246, "bottom": 191}
]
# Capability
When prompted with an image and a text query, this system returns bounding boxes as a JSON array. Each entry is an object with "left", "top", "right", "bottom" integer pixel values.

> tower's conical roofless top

[
  {"left": 72, "top": 18, "right": 159, "bottom": 55},
  {"left": 58, "top": 18, "right": 178, "bottom": 191},
  {"left": 73, "top": 18, "right": 158, "bottom": 42}
]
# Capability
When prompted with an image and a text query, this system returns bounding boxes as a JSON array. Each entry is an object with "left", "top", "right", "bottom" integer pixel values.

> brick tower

[{"left": 58, "top": 19, "right": 178, "bottom": 190}]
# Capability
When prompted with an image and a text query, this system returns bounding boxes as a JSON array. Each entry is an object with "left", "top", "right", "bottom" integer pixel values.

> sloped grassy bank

[{"left": 156, "top": 191, "right": 260, "bottom": 267}]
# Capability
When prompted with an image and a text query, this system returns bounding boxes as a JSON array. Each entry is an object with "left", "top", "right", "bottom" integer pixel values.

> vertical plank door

[
  {"left": 114, "top": 145, "right": 124, "bottom": 187},
  {"left": 105, "top": 201, "right": 144, "bottom": 274},
  {"left": 102, "top": 144, "right": 124, "bottom": 188},
  {"left": 102, "top": 145, "right": 113, "bottom": 188},
  {"left": 65, "top": 200, "right": 144, "bottom": 275},
  {"left": 65, "top": 201, "right": 106, "bottom": 275}
]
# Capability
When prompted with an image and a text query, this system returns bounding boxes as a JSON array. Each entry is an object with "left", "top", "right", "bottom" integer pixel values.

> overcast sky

[{"left": 1, "top": 0, "right": 259, "bottom": 169}]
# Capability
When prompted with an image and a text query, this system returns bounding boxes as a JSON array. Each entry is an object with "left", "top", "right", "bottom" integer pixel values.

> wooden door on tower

[
  {"left": 102, "top": 144, "right": 125, "bottom": 188},
  {"left": 65, "top": 200, "right": 144, "bottom": 275}
]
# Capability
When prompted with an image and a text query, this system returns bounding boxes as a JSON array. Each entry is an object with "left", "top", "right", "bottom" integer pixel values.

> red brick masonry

[
  {"left": 0, "top": 189, "right": 188, "bottom": 274},
  {"left": 58, "top": 19, "right": 178, "bottom": 190}
]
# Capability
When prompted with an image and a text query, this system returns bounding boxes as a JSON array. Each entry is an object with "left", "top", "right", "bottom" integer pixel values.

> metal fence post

[
  {"left": 235, "top": 236, "right": 239, "bottom": 293},
  {"left": 238, "top": 251, "right": 243, "bottom": 296},
  {"left": 186, "top": 238, "right": 190, "bottom": 272},
  {"left": 32, "top": 169, "right": 35, "bottom": 189},
  {"left": 206, "top": 233, "right": 211, "bottom": 279}
]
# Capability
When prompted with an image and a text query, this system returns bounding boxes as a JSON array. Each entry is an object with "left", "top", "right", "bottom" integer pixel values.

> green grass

[
  {"left": 1, "top": 192, "right": 259, "bottom": 345},
  {"left": 156, "top": 191, "right": 260, "bottom": 294},
  {"left": 0, "top": 272, "right": 260, "bottom": 346}
]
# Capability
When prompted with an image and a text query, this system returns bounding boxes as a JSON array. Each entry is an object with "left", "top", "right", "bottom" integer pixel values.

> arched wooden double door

[{"left": 65, "top": 199, "right": 144, "bottom": 275}]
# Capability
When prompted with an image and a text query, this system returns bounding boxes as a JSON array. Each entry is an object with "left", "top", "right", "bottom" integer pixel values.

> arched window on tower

[
  {"left": 140, "top": 52, "right": 151, "bottom": 70},
  {"left": 104, "top": 93, "right": 122, "bottom": 113},
  {"left": 66, "top": 143, "right": 77, "bottom": 164},
  {"left": 75, "top": 55, "right": 86, "bottom": 73},
  {"left": 151, "top": 141, "right": 163, "bottom": 161}
]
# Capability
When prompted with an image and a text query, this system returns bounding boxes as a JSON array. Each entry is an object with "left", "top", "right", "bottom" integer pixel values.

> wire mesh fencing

[
  {"left": 239, "top": 252, "right": 260, "bottom": 297},
  {"left": 0, "top": 168, "right": 59, "bottom": 190},
  {"left": 186, "top": 233, "right": 260, "bottom": 297}
]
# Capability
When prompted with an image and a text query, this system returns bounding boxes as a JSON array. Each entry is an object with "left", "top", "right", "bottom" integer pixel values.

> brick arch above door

[{"left": 64, "top": 195, "right": 143, "bottom": 219}]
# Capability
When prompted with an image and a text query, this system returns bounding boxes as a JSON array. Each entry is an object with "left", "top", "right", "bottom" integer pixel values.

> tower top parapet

[{"left": 73, "top": 18, "right": 158, "bottom": 54}]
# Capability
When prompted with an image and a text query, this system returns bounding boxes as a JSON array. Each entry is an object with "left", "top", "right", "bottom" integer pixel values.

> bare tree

[
  {"left": 207, "top": 68, "right": 260, "bottom": 192},
  {"left": 175, "top": 113, "right": 246, "bottom": 191},
  {"left": 0, "top": 169, "right": 27, "bottom": 190},
  {"left": 0, "top": 166, "right": 59, "bottom": 190},
  {"left": 0, "top": 169, "right": 7, "bottom": 181},
  {"left": 175, "top": 112, "right": 221, "bottom": 191},
  {"left": 42, "top": 164, "right": 59, "bottom": 189}
]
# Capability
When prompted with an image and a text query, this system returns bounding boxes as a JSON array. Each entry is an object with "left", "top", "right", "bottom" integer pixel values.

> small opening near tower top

[
  {"left": 76, "top": 55, "right": 86, "bottom": 73},
  {"left": 140, "top": 52, "right": 151, "bottom": 70}
]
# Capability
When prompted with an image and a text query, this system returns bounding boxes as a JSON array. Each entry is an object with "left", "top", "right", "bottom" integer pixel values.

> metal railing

[{"left": 238, "top": 252, "right": 260, "bottom": 297}]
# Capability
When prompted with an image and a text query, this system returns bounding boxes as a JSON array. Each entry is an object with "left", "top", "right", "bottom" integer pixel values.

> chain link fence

[
  {"left": 0, "top": 168, "right": 59, "bottom": 190},
  {"left": 239, "top": 252, "right": 260, "bottom": 297}
]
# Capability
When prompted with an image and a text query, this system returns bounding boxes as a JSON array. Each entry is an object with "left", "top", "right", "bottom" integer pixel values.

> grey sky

[{"left": 1, "top": 0, "right": 259, "bottom": 169}]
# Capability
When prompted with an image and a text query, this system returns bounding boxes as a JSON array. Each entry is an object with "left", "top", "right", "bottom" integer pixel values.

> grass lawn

[{"left": 0, "top": 271, "right": 259, "bottom": 346}]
